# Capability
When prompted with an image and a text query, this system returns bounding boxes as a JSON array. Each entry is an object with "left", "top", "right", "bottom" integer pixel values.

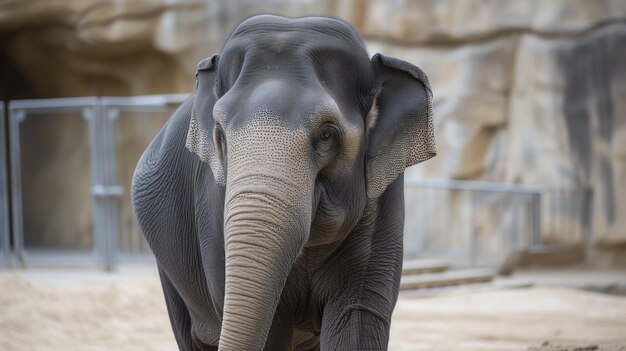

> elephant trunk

[{"left": 218, "top": 175, "right": 312, "bottom": 351}]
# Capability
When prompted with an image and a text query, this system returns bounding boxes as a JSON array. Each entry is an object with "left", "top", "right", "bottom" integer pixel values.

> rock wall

[
  {"left": 361, "top": 1, "right": 625, "bottom": 265},
  {"left": 1, "top": 0, "right": 624, "bottom": 265}
]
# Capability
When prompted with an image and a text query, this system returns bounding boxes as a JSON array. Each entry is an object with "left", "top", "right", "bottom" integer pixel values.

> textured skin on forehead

[
  {"left": 217, "top": 15, "right": 377, "bottom": 120},
  {"left": 229, "top": 15, "right": 367, "bottom": 49},
  {"left": 223, "top": 15, "right": 372, "bottom": 73}
]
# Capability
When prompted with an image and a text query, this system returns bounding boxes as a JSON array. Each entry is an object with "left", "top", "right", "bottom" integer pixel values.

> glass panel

[
  {"left": 114, "top": 108, "right": 173, "bottom": 254},
  {"left": 19, "top": 112, "right": 94, "bottom": 251}
]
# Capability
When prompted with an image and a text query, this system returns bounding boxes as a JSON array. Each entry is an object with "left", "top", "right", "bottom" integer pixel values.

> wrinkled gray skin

[{"left": 132, "top": 15, "right": 435, "bottom": 351}]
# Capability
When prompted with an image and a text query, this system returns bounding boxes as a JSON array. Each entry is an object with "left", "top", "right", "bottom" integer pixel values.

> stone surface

[
  {"left": 504, "top": 25, "right": 626, "bottom": 257},
  {"left": 358, "top": 0, "right": 626, "bottom": 44}
]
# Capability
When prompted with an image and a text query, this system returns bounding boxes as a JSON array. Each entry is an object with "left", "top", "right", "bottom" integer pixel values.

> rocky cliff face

[
  {"left": 1, "top": 0, "right": 624, "bottom": 265},
  {"left": 363, "top": 1, "right": 625, "bottom": 265}
]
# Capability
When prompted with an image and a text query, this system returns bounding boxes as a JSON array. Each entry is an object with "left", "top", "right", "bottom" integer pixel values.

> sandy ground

[{"left": 1, "top": 268, "right": 625, "bottom": 351}]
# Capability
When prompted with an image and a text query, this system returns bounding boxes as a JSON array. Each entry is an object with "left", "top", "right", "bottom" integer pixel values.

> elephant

[{"left": 132, "top": 15, "right": 435, "bottom": 351}]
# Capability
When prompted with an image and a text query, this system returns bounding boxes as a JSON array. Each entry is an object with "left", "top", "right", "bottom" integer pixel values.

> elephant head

[{"left": 185, "top": 15, "right": 435, "bottom": 351}]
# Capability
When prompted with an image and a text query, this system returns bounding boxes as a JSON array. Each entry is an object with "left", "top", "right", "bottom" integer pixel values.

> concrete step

[
  {"left": 399, "top": 277, "right": 533, "bottom": 298},
  {"left": 400, "top": 268, "right": 495, "bottom": 290},
  {"left": 402, "top": 258, "right": 449, "bottom": 275}
]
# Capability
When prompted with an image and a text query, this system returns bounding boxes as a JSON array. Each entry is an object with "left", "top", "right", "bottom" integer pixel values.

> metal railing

[
  {"left": 404, "top": 178, "right": 593, "bottom": 267},
  {"left": 0, "top": 94, "right": 594, "bottom": 270},
  {"left": 6, "top": 95, "right": 188, "bottom": 270}
]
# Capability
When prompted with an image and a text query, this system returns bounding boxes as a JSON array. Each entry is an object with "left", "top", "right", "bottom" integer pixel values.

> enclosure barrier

[
  {"left": 4, "top": 95, "right": 188, "bottom": 270},
  {"left": 0, "top": 95, "right": 593, "bottom": 270},
  {"left": 404, "top": 179, "right": 593, "bottom": 267}
]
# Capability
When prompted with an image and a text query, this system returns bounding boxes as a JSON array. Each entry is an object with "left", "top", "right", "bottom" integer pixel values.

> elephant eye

[
  {"left": 315, "top": 123, "right": 339, "bottom": 160},
  {"left": 320, "top": 130, "right": 332, "bottom": 141},
  {"left": 214, "top": 124, "right": 227, "bottom": 158}
]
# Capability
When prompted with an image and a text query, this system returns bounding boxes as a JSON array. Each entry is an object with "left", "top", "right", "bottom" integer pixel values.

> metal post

[
  {"left": 0, "top": 102, "right": 11, "bottom": 266},
  {"left": 584, "top": 188, "right": 594, "bottom": 265},
  {"left": 469, "top": 191, "right": 477, "bottom": 267},
  {"left": 531, "top": 192, "right": 542, "bottom": 251},
  {"left": 8, "top": 108, "right": 26, "bottom": 267},
  {"left": 103, "top": 105, "right": 121, "bottom": 271},
  {"left": 86, "top": 102, "right": 122, "bottom": 271},
  {"left": 84, "top": 105, "right": 107, "bottom": 270}
]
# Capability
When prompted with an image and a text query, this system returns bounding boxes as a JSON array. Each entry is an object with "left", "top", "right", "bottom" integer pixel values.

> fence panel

[
  {"left": 404, "top": 179, "right": 541, "bottom": 266},
  {"left": 5, "top": 95, "right": 189, "bottom": 269},
  {"left": 7, "top": 98, "right": 108, "bottom": 268},
  {"left": 540, "top": 189, "right": 593, "bottom": 249},
  {"left": 404, "top": 179, "right": 591, "bottom": 267}
]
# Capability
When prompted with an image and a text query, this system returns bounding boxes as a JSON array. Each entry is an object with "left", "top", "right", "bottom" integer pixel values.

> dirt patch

[
  {"left": 528, "top": 341, "right": 625, "bottom": 351},
  {"left": 389, "top": 287, "right": 626, "bottom": 351},
  {"left": 1, "top": 272, "right": 626, "bottom": 351},
  {"left": 0, "top": 273, "right": 175, "bottom": 351}
]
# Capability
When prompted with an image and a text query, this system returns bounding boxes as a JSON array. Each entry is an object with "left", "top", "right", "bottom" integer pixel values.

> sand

[
  {"left": 1, "top": 270, "right": 625, "bottom": 351},
  {"left": 390, "top": 287, "right": 626, "bottom": 351},
  {"left": 0, "top": 272, "right": 174, "bottom": 351}
]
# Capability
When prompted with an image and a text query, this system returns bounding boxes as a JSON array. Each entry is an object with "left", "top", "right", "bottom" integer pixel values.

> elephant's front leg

[
  {"left": 317, "top": 249, "right": 402, "bottom": 351},
  {"left": 262, "top": 273, "right": 309, "bottom": 351},
  {"left": 319, "top": 200, "right": 405, "bottom": 351},
  {"left": 158, "top": 267, "right": 218, "bottom": 351},
  {"left": 263, "top": 309, "right": 295, "bottom": 351},
  {"left": 319, "top": 301, "right": 393, "bottom": 351},
  {"left": 318, "top": 258, "right": 401, "bottom": 351}
]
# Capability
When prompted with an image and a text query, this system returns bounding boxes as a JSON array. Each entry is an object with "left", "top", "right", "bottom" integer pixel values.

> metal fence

[
  {"left": 0, "top": 94, "right": 594, "bottom": 270},
  {"left": 5, "top": 95, "right": 187, "bottom": 270},
  {"left": 404, "top": 179, "right": 593, "bottom": 267}
]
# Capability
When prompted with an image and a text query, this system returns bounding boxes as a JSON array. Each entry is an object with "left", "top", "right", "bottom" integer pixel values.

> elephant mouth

[{"left": 307, "top": 180, "right": 361, "bottom": 247}]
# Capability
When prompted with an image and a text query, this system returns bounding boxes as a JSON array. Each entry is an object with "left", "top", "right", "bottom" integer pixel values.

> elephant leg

[
  {"left": 293, "top": 330, "right": 320, "bottom": 351},
  {"left": 263, "top": 298, "right": 296, "bottom": 351},
  {"left": 318, "top": 207, "right": 403, "bottom": 351},
  {"left": 158, "top": 267, "right": 215, "bottom": 351},
  {"left": 319, "top": 303, "right": 391, "bottom": 351}
]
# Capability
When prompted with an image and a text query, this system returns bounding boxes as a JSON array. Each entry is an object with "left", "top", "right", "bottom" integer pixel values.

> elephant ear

[
  {"left": 366, "top": 53, "right": 436, "bottom": 198},
  {"left": 186, "top": 55, "right": 226, "bottom": 186}
]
